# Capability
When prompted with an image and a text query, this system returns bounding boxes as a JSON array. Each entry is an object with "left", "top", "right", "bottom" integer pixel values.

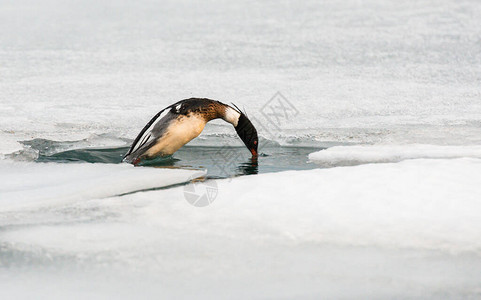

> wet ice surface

[{"left": 2, "top": 0, "right": 481, "bottom": 298}]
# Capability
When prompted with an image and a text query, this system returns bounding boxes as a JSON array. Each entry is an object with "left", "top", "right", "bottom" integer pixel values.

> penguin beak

[{"left": 250, "top": 148, "right": 258, "bottom": 157}]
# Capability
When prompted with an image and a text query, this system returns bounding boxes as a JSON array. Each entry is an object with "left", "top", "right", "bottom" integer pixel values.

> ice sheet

[
  {"left": 1, "top": 0, "right": 481, "bottom": 298},
  {"left": 1, "top": 0, "right": 481, "bottom": 156},
  {"left": 0, "top": 161, "right": 203, "bottom": 211},
  {"left": 1, "top": 159, "right": 481, "bottom": 298},
  {"left": 309, "top": 144, "right": 481, "bottom": 166}
]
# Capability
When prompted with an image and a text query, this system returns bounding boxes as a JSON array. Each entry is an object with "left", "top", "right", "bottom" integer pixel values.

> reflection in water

[
  {"left": 35, "top": 145, "right": 323, "bottom": 179},
  {"left": 237, "top": 156, "right": 258, "bottom": 175},
  {"left": 138, "top": 155, "right": 179, "bottom": 167}
]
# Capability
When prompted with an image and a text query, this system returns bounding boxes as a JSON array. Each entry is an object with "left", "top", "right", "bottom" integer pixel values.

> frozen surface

[
  {"left": 1, "top": 0, "right": 481, "bottom": 298},
  {"left": 1, "top": 158, "right": 481, "bottom": 299},
  {"left": 0, "top": 161, "right": 202, "bottom": 211},
  {"left": 309, "top": 144, "right": 481, "bottom": 166},
  {"left": 1, "top": 0, "right": 481, "bottom": 156}
]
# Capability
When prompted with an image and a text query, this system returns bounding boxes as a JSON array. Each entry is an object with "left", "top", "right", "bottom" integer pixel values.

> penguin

[{"left": 123, "top": 98, "right": 258, "bottom": 165}]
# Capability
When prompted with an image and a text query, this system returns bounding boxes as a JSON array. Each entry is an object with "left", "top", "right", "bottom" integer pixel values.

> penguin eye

[{"left": 254, "top": 140, "right": 257, "bottom": 145}]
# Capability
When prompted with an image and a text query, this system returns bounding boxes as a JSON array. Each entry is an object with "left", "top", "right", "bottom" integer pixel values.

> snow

[
  {"left": 0, "top": 132, "right": 23, "bottom": 159},
  {"left": 0, "top": 161, "right": 203, "bottom": 211},
  {"left": 309, "top": 144, "right": 481, "bottom": 166},
  {"left": 1, "top": 0, "right": 481, "bottom": 298},
  {"left": 1, "top": 158, "right": 481, "bottom": 299},
  {"left": 1, "top": 0, "right": 481, "bottom": 156}
]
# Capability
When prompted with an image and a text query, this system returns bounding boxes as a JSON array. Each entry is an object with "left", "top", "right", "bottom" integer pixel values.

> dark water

[{"left": 34, "top": 144, "right": 323, "bottom": 179}]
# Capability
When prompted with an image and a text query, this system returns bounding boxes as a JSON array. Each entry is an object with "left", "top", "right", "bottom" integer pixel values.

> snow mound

[
  {"left": 0, "top": 161, "right": 203, "bottom": 211},
  {"left": 309, "top": 144, "right": 481, "bottom": 166}
]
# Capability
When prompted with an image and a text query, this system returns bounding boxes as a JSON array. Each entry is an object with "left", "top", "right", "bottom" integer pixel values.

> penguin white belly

[{"left": 144, "top": 114, "right": 206, "bottom": 157}]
